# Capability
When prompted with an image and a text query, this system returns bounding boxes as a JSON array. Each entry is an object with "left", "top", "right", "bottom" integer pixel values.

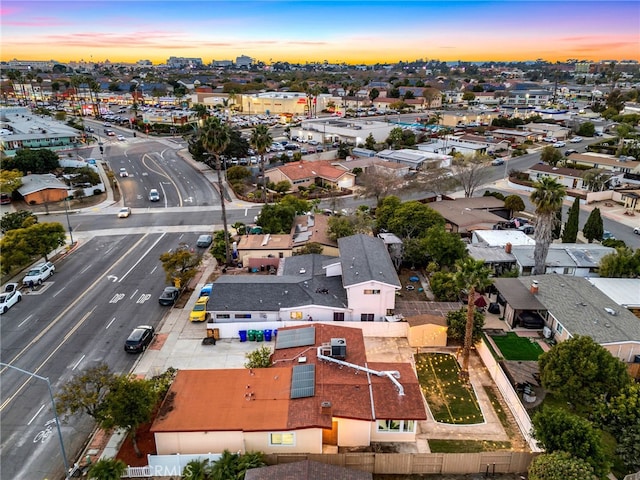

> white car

[
  {"left": 117, "top": 135, "right": 126, "bottom": 141},
  {"left": 117, "top": 207, "right": 131, "bottom": 218},
  {"left": 633, "top": 226, "right": 640, "bottom": 235},
  {"left": 543, "top": 137, "right": 557, "bottom": 143},
  {"left": 569, "top": 136, "right": 583, "bottom": 143},
  {"left": 119, "top": 168, "right": 129, "bottom": 177},
  {"left": 23, "top": 262, "right": 55, "bottom": 286},
  {"left": 553, "top": 141, "right": 566, "bottom": 148},
  {"left": 0, "top": 289, "right": 22, "bottom": 314}
]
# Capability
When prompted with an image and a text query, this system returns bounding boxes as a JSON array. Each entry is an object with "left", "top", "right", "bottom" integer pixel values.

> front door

[{"left": 322, "top": 421, "right": 338, "bottom": 445}]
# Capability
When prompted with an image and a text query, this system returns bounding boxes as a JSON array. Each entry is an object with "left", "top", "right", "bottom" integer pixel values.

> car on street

[
  {"left": 119, "top": 168, "right": 128, "bottom": 177},
  {"left": 570, "top": 136, "right": 583, "bottom": 143},
  {"left": 196, "top": 234, "right": 213, "bottom": 248},
  {"left": 0, "top": 289, "right": 22, "bottom": 314},
  {"left": 603, "top": 230, "right": 615, "bottom": 240},
  {"left": 490, "top": 158, "right": 504, "bottom": 166},
  {"left": 124, "top": 325, "right": 155, "bottom": 353},
  {"left": 23, "top": 262, "right": 55, "bottom": 286},
  {"left": 158, "top": 286, "right": 180, "bottom": 306},
  {"left": 552, "top": 141, "right": 566, "bottom": 148},
  {"left": 148, "top": 189, "right": 160, "bottom": 202},
  {"left": 564, "top": 149, "right": 578, "bottom": 156},
  {"left": 105, "top": 130, "right": 115, "bottom": 136},
  {"left": 543, "top": 137, "right": 557, "bottom": 143},
  {"left": 189, "top": 296, "right": 210, "bottom": 322},
  {"left": 117, "top": 207, "right": 131, "bottom": 218},
  {"left": 117, "top": 135, "right": 126, "bottom": 141}
]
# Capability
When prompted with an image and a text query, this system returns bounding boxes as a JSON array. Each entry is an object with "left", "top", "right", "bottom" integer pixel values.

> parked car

[
  {"left": 158, "top": 286, "right": 180, "bottom": 306},
  {"left": 0, "top": 289, "right": 22, "bottom": 314},
  {"left": 119, "top": 168, "right": 128, "bottom": 177},
  {"left": 0, "top": 193, "right": 11, "bottom": 205},
  {"left": 569, "top": 136, "right": 583, "bottom": 143},
  {"left": 189, "top": 296, "right": 210, "bottom": 322},
  {"left": 117, "top": 207, "right": 131, "bottom": 218},
  {"left": 124, "top": 325, "right": 155, "bottom": 353},
  {"left": 552, "top": 141, "right": 566, "bottom": 148},
  {"left": 602, "top": 230, "right": 615, "bottom": 240},
  {"left": 148, "top": 189, "right": 160, "bottom": 202},
  {"left": 23, "top": 262, "right": 55, "bottom": 286},
  {"left": 199, "top": 283, "right": 213, "bottom": 297},
  {"left": 196, "top": 234, "right": 213, "bottom": 248}
]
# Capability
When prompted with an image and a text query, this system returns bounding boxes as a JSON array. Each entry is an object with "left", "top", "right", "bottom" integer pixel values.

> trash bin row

[{"left": 239, "top": 329, "right": 277, "bottom": 342}]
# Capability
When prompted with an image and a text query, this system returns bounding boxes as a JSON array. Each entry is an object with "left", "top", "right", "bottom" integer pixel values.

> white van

[{"left": 149, "top": 189, "right": 160, "bottom": 202}]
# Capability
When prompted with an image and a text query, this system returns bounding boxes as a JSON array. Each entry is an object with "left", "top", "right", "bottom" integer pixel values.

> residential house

[
  {"left": 494, "top": 276, "right": 640, "bottom": 363},
  {"left": 151, "top": 324, "right": 427, "bottom": 455},
  {"left": 17, "top": 174, "right": 69, "bottom": 205},
  {"left": 471, "top": 230, "right": 535, "bottom": 247},
  {"left": 265, "top": 160, "right": 355, "bottom": 193},
  {"left": 427, "top": 197, "right": 508, "bottom": 234},
  {"left": 206, "top": 234, "right": 401, "bottom": 328},
  {"left": 511, "top": 243, "right": 614, "bottom": 276},
  {"left": 235, "top": 234, "right": 293, "bottom": 269},
  {"left": 467, "top": 244, "right": 517, "bottom": 276},
  {"left": 489, "top": 128, "right": 537, "bottom": 145},
  {"left": 291, "top": 214, "right": 339, "bottom": 257},
  {"left": 527, "top": 163, "right": 587, "bottom": 190},
  {"left": 376, "top": 149, "right": 451, "bottom": 171},
  {"left": 585, "top": 278, "right": 640, "bottom": 318},
  {"left": 567, "top": 152, "right": 640, "bottom": 175},
  {"left": 524, "top": 122, "right": 570, "bottom": 140}
]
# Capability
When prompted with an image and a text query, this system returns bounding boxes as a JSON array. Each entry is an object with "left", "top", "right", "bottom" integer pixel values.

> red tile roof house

[
  {"left": 151, "top": 324, "right": 426, "bottom": 456},
  {"left": 265, "top": 160, "right": 356, "bottom": 192}
]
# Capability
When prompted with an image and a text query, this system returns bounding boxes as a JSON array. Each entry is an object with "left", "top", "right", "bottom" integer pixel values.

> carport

[{"left": 492, "top": 278, "right": 547, "bottom": 329}]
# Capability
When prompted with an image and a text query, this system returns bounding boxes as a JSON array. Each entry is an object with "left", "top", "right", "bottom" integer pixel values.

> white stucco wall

[{"left": 346, "top": 281, "right": 397, "bottom": 320}]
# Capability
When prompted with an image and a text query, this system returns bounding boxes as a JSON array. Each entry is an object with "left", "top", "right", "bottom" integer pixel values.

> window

[
  {"left": 269, "top": 432, "right": 295, "bottom": 445},
  {"left": 361, "top": 313, "right": 375, "bottom": 322},
  {"left": 290, "top": 311, "right": 303, "bottom": 320},
  {"left": 216, "top": 314, "right": 230, "bottom": 319},
  {"left": 364, "top": 289, "right": 380, "bottom": 295},
  {"left": 377, "top": 420, "right": 415, "bottom": 433},
  {"left": 556, "top": 322, "right": 564, "bottom": 334},
  {"left": 333, "top": 312, "right": 345, "bottom": 321},
  {"left": 234, "top": 313, "right": 251, "bottom": 319}
]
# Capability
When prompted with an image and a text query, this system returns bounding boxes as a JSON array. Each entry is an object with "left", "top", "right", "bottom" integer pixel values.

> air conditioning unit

[
  {"left": 330, "top": 338, "right": 347, "bottom": 359},
  {"left": 542, "top": 326, "right": 552, "bottom": 339}
]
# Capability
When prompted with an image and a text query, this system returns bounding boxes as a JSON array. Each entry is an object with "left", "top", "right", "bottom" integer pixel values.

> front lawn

[
  {"left": 490, "top": 332, "right": 544, "bottom": 361},
  {"left": 415, "top": 353, "right": 484, "bottom": 424}
]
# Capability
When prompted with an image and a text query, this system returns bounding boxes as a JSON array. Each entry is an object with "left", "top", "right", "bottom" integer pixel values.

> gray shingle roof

[
  {"left": 520, "top": 275, "right": 640, "bottom": 344},
  {"left": 337, "top": 234, "right": 401, "bottom": 288}
]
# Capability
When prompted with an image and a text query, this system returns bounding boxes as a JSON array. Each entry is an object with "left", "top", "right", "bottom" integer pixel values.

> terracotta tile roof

[
  {"left": 268, "top": 160, "right": 353, "bottom": 182},
  {"left": 151, "top": 367, "right": 293, "bottom": 433},
  {"left": 368, "top": 362, "right": 426, "bottom": 420}
]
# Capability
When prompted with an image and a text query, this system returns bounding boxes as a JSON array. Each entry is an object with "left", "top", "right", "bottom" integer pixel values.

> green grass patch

[
  {"left": 415, "top": 353, "right": 484, "bottom": 425},
  {"left": 428, "top": 439, "right": 512, "bottom": 453},
  {"left": 490, "top": 332, "right": 544, "bottom": 361}
]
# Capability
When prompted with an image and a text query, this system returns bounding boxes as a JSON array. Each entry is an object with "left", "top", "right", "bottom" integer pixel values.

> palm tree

[
  {"left": 87, "top": 458, "right": 127, "bottom": 480},
  {"left": 201, "top": 117, "right": 232, "bottom": 265},
  {"left": 530, "top": 177, "right": 566, "bottom": 275},
  {"left": 250, "top": 124, "right": 273, "bottom": 203},
  {"left": 210, "top": 449, "right": 239, "bottom": 480},
  {"left": 182, "top": 458, "right": 210, "bottom": 480},
  {"left": 454, "top": 258, "right": 492, "bottom": 377}
]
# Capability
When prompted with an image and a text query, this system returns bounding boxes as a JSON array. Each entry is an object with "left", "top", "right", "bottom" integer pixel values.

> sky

[{"left": 1, "top": 1, "right": 639, "bottom": 65}]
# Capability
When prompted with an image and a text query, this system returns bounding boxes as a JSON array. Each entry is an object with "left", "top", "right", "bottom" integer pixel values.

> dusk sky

[{"left": 1, "top": 1, "right": 639, "bottom": 65}]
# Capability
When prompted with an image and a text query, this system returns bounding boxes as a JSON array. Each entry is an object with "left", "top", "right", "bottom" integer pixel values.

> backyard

[
  {"left": 415, "top": 353, "right": 484, "bottom": 425},
  {"left": 489, "top": 332, "right": 544, "bottom": 361}
]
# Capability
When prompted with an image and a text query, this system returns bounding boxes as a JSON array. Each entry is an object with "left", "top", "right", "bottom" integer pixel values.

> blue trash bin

[
  {"left": 264, "top": 329, "right": 272, "bottom": 341},
  {"left": 239, "top": 330, "right": 247, "bottom": 342},
  {"left": 273, "top": 329, "right": 278, "bottom": 338}
]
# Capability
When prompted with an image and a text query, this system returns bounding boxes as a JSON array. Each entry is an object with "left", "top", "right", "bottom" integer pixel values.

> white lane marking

[
  {"left": 28, "top": 404, "right": 46, "bottom": 426},
  {"left": 105, "top": 317, "right": 116, "bottom": 329},
  {"left": 118, "top": 233, "right": 166, "bottom": 283},
  {"left": 72, "top": 354, "right": 85, "bottom": 370}
]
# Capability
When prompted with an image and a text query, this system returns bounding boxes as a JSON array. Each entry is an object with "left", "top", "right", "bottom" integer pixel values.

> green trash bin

[
  {"left": 256, "top": 330, "right": 264, "bottom": 342},
  {"left": 247, "top": 330, "right": 256, "bottom": 341}
]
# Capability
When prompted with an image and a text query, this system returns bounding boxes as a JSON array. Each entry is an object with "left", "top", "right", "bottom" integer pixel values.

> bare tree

[
  {"left": 356, "top": 167, "right": 404, "bottom": 205},
  {"left": 451, "top": 154, "right": 491, "bottom": 198}
]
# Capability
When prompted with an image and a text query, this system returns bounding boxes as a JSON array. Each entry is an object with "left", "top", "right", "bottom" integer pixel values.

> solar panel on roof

[
  {"left": 275, "top": 327, "right": 315, "bottom": 350},
  {"left": 290, "top": 364, "right": 315, "bottom": 399}
]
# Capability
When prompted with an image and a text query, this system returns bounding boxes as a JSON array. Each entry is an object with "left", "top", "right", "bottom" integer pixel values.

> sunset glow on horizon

[{"left": 2, "top": 1, "right": 639, "bottom": 65}]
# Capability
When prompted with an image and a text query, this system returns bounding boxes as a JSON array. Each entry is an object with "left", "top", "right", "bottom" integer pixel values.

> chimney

[
  {"left": 505, "top": 242, "right": 512, "bottom": 254},
  {"left": 321, "top": 401, "right": 332, "bottom": 416},
  {"left": 530, "top": 280, "right": 539, "bottom": 294}
]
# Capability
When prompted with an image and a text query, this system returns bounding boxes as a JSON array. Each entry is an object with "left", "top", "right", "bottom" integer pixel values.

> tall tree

[
  {"left": 250, "top": 124, "right": 272, "bottom": 203},
  {"left": 530, "top": 177, "right": 566, "bottom": 274},
  {"left": 582, "top": 207, "right": 604, "bottom": 243},
  {"left": 200, "top": 117, "right": 232, "bottom": 264},
  {"left": 454, "top": 258, "right": 492, "bottom": 376},
  {"left": 539, "top": 335, "right": 630, "bottom": 411},
  {"left": 55, "top": 363, "right": 118, "bottom": 421},
  {"left": 528, "top": 450, "right": 598, "bottom": 480},
  {"left": 159, "top": 243, "right": 203, "bottom": 289},
  {"left": 551, "top": 208, "right": 562, "bottom": 240},
  {"left": 540, "top": 145, "right": 563, "bottom": 166},
  {"left": 598, "top": 247, "right": 640, "bottom": 278},
  {"left": 504, "top": 194, "right": 525, "bottom": 218},
  {"left": 452, "top": 154, "right": 491, "bottom": 198},
  {"left": 562, "top": 197, "right": 580, "bottom": 243}
]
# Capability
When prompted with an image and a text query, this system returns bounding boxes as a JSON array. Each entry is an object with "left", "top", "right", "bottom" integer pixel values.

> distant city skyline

[{"left": 1, "top": 1, "right": 639, "bottom": 65}]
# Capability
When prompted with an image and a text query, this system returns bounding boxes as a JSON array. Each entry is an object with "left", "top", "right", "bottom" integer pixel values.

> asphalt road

[{"left": 0, "top": 232, "right": 196, "bottom": 479}]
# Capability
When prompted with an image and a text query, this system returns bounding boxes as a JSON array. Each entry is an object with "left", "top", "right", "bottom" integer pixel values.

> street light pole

[
  {"left": 0, "top": 362, "right": 71, "bottom": 479},
  {"left": 64, "top": 197, "right": 75, "bottom": 246}
]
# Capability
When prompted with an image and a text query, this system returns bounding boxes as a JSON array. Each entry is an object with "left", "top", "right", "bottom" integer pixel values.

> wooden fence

[{"left": 264, "top": 451, "right": 535, "bottom": 475}]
